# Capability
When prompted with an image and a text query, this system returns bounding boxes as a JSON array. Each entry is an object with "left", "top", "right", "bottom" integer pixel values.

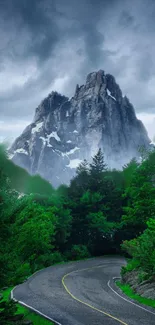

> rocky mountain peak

[
  {"left": 86, "top": 69, "right": 105, "bottom": 86},
  {"left": 74, "top": 70, "right": 105, "bottom": 99},
  {"left": 10, "top": 69, "right": 151, "bottom": 187},
  {"left": 34, "top": 91, "right": 68, "bottom": 123},
  {"left": 74, "top": 69, "right": 123, "bottom": 104}
]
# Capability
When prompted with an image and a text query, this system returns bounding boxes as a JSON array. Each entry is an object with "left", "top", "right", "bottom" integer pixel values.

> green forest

[{"left": 0, "top": 144, "right": 155, "bottom": 322}]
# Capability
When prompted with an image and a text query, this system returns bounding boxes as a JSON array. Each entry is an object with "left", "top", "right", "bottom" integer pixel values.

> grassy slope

[
  {"left": 116, "top": 281, "right": 155, "bottom": 308},
  {"left": 0, "top": 145, "right": 54, "bottom": 196},
  {"left": 2, "top": 287, "right": 54, "bottom": 325}
]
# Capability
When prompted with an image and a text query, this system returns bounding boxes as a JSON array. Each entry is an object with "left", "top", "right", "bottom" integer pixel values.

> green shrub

[
  {"left": 121, "top": 218, "right": 155, "bottom": 276},
  {"left": 0, "top": 295, "right": 19, "bottom": 325},
  {"left": 70, "top": 245, "right": 90, "bottom": 260},
  {"left": 121, "top": 259, "right": 140, "bottom": 276},
  {"left": 50, "top": 251, "right": 64, "bottom": 264},
  {"left": 30, "top": 251, "right": 64, "bottom": 272},
  {"left": 138, "top": 271, "right": 149, "bottom": 283},
  {"left": 12, "top": 263, "right": 31, "bottom": 284}
]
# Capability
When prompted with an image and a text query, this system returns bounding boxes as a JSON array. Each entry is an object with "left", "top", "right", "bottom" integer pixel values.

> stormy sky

[{"left": 0, "top": 0, "right": 155, "bottom": 142}]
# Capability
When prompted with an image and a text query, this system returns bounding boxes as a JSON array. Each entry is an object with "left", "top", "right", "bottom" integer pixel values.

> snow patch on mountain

[
  {"left": 107, "top": 88, "right": 116, "bottom": 101},
  {"left": 67, "top": 159, "right": 83, "bottom": 169},
  {"left": 39, "top": 136, "right": 47, "bottom": 146},
  {"left": 31, "top": 122, "right": 43, "bottom": 134},
  {"left": 66, "top": 147, "right": 80, "bottom": 155},
  {"left": 8, "top": 153, "right": 14, "bottom": 159},
  {"left": 39, "top": 132, "right": 61, "bottom": 147},
  {"left": 15, "top": 148, "right": 28, "bottom": 155},
  {"left": 48, "top": 131, "right": 61, "bottom": 142},
  {"left": 61, "top": 147, "right": 80, "bottom": 157}
]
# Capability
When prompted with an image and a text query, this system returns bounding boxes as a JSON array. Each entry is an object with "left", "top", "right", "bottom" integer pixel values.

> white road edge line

[
  {"left": 108, "top": 279, "right": 155, "bottom": 316},
  {"left": 11, "top": 287, "right": 62, "bottom": 325}
]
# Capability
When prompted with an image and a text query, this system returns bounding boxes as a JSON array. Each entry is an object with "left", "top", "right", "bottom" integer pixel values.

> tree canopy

[{"left": 0, "top": 144, "right": 155, "bottom": 293}]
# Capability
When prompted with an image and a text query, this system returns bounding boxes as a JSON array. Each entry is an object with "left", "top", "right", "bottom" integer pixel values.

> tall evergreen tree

[
  {"left": 89, "top": 149, "right": 107, "bottom": 191},
  {"left": 76, "top": 159, "right": 89, "bottom": 175},
  {"left": 69, "top": 159, "right": 90, "bottom": 196},
  {"left": 90, "top": 148, "right": 107, "bottom": 174}
]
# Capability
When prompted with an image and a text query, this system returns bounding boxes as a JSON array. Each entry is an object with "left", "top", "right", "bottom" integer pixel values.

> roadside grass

[
  {"left": 1, "top": 287, "right": 54, "bottom": 325},
  {"left": 116, "top": 281, "right": 155, "bottom": 309}
]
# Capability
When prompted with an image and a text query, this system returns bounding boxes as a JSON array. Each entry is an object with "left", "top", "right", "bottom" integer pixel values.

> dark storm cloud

[
  {"left": 0, "top": 0, "right": 113, "bottom": 119},
  {"left": 0, "top": 0, "right": 155, "bottom": 142},
  {"left": 119, "top": 11, "right": 135, "bottom": 28},
  {"left": 0, "top": 0, "right": 60, "bottom": 62},
  {"left": 0, "top": 0, "right": 108, "bottom": 63}
]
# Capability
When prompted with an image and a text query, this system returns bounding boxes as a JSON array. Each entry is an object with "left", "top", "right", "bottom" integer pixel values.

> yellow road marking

[{"left": 62, "top": 264, "right": 128, "bottom": 325}]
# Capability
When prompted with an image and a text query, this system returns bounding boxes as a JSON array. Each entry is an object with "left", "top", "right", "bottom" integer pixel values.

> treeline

[{"left": 0, "top": 144, "right": 155, "bottom": 289}]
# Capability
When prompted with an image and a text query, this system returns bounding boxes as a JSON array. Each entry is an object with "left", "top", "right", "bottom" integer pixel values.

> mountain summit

[{"left": 10, "top": 70, "right": 150, "bottom": 187}]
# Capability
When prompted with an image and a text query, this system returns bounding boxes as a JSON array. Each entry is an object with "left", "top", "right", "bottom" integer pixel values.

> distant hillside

[{"left": 0, "top": 144, "right": 54, "bottom": 196}]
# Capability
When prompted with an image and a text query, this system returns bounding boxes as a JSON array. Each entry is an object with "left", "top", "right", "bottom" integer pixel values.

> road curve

[{"left": 13, "top": 257, "right": 155, "bottom": 325}]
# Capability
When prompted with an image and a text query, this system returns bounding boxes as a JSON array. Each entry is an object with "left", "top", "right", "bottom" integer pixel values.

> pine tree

[
  {"left": 69, "top": 159, "right": 90, "bottom": 195},
  {"left": 90, "top": 148, "right": 107, "bottom": 174},
  {"left": 76, "top": 159, "right": 89, "bottom": 175}
]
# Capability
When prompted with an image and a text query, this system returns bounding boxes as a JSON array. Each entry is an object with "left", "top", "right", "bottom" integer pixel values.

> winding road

[{"left": 12, "top": 257, "right": 155, "bottom": 325}]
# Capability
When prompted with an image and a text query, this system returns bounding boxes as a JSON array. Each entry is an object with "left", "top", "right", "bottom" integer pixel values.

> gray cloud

[
  {"left": 0, "top": 0, "right": 155, "bottom": 141},
  {"left": 119, "top": 10, "right": 135, "bottom": 28},
  {"left": 0, "top": 0, "right": 107, "bottom": 63}
]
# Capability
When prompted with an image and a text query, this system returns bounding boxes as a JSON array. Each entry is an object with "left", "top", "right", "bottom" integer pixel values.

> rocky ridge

[
  {"left": 10, "top": 70, "right": 151, "bottom": 187},
  {"left": 122, "top": 270, "right": 155, "bottom": 300}
]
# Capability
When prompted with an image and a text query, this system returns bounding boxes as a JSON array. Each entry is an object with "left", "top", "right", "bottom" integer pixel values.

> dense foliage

[
  {"left": 0, "top": 143, "right": 155, "bottom": 293},
  {"left": 0, "top": 296, "right": 20, "bottom": 325}
]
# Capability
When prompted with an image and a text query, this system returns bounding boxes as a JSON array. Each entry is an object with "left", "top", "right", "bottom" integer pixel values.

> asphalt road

[{"left": 13, "top": 257, "right": 155, "bottom": 325}]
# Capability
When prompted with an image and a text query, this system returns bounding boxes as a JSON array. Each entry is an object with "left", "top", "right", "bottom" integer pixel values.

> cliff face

[{"left": 10, "top": 70, "right": 150, "bottom": 187}]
